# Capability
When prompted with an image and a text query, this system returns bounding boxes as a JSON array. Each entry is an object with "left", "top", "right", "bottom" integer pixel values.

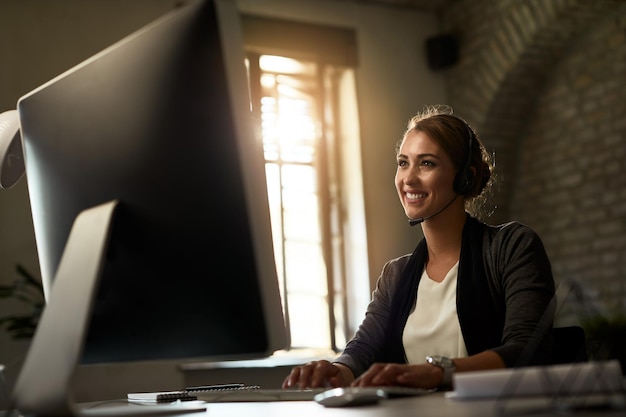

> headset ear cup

[
  {"left": 445, "top": 113, "right": 475, "bottom": 196},
  {"left": 453, "top": 170, "right": 473, "bottom": 195},
  {"left": 453, "top": 172, "right": 465, "bottom": 194}
]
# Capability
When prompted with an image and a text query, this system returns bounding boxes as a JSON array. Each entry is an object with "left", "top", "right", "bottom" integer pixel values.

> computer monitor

[{"left": 11, "top": 0, "right": 288, "bottom": 414}]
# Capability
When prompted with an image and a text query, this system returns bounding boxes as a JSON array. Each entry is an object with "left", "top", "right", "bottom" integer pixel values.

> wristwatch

[{"left": 426, "top": 355, "right": 456, "bottom": 389}]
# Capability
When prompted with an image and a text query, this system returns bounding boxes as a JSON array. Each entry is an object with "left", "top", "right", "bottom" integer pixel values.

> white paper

[{"left": 450, "top": 360, "right": 624, "bottom": 400}]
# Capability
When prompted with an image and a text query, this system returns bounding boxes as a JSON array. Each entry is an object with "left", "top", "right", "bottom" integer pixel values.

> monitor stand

[{"left": 10, "top": 200, "right": 206, "bottom": 417}]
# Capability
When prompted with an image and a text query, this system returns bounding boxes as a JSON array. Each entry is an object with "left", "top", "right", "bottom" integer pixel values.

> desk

[
  {"left": 78, "top": 392, "right": 626, "bottom": 417},
  {"left": 202, "top": 394, "right": 480, "bottom": 417}
]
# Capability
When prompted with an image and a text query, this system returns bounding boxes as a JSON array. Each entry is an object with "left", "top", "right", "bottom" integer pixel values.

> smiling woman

[
  {"left": 395, "top": 128, "right": 460, "bottom": 228},
  {"left": 396, "top": 105, "right": 494, "bottom": 225},
  {"left": 282, "top": 105, "right": 556, "bottom": 392}
]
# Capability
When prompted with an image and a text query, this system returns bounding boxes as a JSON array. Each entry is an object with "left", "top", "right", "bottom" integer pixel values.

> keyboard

[
  {"left": 194, "top": 387, "right": 326, "bottom": 402},
  {"left": 194, "top": 386, "right": 433, "bottom": 403}
]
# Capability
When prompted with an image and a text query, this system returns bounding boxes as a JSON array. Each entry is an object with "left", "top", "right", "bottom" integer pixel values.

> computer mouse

[{"left": 314, "top": 387, "right": 386, "bottom": 407}]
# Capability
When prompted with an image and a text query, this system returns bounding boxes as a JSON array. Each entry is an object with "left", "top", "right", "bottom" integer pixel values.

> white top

[{"left": 402, "top": 262, "right": 468, "bottom": 364}]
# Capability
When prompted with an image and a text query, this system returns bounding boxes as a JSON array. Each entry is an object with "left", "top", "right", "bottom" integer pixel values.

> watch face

[{"left": 428, "top": 355, "right": 454, "bottom": 368}]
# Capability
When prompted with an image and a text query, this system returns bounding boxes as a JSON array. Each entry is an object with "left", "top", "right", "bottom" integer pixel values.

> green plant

[{"left": 0, "top": 264, "right": 44, "bottom": 339}]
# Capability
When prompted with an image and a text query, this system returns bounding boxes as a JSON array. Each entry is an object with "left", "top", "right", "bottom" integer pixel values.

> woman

[{"left": 282, "top": 105, "right": 556, "bottom": 391}]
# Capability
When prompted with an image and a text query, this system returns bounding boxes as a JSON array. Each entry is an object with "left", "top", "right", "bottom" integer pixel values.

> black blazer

[{"left": 336, "top": 215, "right": 556, "bottom": 377}]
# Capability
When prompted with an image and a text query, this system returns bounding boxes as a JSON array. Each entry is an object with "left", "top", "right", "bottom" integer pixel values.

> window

[{"left": 243, "top": 16, "right": 367, "bottom": 352}]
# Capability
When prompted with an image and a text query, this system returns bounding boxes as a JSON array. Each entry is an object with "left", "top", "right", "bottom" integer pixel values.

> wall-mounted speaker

[{"left": 426, "top": 34, "right": 458, "bottom": 71}]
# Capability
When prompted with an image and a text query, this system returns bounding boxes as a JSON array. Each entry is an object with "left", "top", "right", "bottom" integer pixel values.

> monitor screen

[{"left": 17, "top": 0, "right": 288, "bottom": 365}]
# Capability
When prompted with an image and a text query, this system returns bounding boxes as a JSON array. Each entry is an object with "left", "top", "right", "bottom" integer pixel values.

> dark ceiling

[{"left": 329, "top": 0, "right": 455, "bottom": 12}]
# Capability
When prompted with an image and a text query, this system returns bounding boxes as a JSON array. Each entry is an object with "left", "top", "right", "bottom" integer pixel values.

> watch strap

[{"left": 426, "top": 355, "right": 455, "bottom": 389}]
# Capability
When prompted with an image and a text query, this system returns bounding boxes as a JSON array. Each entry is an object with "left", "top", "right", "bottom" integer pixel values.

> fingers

[
  {"left": 282, "top": 360, "right": 340, "bottom": 389},
  {"left": 282, "top": 366, "right": 302, "bottom": 389},
  {"left": 352, "top": 363, "right": 424, "bottom": 387},
  {"left": 283, "top": 361, "right": 432, "bottom": 390},
  {"left": 352, "top": 363, "right": 399, "bottom": 387}
]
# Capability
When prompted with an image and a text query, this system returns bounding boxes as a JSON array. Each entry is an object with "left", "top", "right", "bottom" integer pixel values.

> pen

[{"left": 185, "top": 383, "right": 245, "bottom": 392}]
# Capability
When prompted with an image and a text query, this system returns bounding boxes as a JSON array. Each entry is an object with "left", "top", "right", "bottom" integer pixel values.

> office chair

[{"left": 551, "top": 326, "right": 588, "bottom": 364}]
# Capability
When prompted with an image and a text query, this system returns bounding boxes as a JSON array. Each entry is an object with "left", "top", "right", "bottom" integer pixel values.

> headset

[{"left": 449, "top": 114, "right": 475, "bottom": 196}]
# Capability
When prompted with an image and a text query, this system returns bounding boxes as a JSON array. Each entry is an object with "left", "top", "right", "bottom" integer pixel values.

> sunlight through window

[{"left": 258, "top": 55, "right": 331, "bottom": 348}]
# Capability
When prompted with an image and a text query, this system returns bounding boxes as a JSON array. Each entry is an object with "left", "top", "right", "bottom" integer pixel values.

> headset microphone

[{"left": 408, "top": 195, "right": 458, "bottom": 226}]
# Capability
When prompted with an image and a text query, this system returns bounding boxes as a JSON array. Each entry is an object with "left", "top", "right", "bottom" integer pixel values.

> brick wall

[
  {"left": 512, "top": 8, "right": 626, "bottom": 324},
  {"left": 440, "top": 0, "right": 626, "bottom": 325}
]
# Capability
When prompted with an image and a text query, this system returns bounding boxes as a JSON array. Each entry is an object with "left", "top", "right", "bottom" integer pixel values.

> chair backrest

[{"left": 551, "top": 326, "right": 588, "bottom": 364}]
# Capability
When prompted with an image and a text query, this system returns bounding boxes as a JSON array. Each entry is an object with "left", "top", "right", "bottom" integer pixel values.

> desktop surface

[{"left": 75, "top": 391, "right": 626, "bottom": 417}]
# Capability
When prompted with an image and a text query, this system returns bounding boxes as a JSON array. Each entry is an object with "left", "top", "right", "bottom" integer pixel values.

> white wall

[{"left": 0, "top": 0, "right": 446, "bottom": 401}]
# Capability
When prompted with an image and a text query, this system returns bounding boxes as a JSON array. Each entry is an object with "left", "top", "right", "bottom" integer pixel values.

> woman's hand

[
  {"left": 351, "top": 352, "right": 505, "bottom": 388},
  {"left": 282, "top": 360, "right": 354, "bottom": 389},
  {"left": 351, "top": 362, "right": 443, "bottom": 389}
]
